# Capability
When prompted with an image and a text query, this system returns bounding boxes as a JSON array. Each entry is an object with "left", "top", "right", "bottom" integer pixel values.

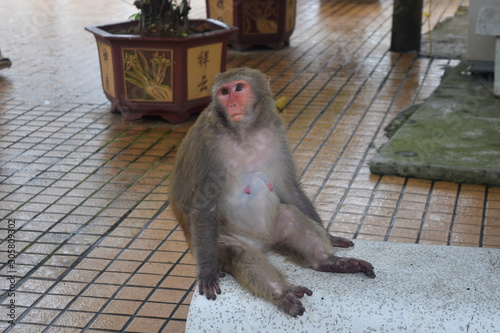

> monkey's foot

[
  {"left": 329, "top": 235, "right": 354, "bottom": 248},
  {"left": 278, "top": 286, "right": 313, "bottom": 317},
  {"left": 316, "top": 257, "right": 376, "bottom": 278}
]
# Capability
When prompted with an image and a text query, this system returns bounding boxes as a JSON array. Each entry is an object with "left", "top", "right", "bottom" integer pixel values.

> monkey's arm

[
  {"left": 190, "top": 203, "right": 223, "bottom": 300},
  {"left": 191, "top": 126, "right": 228, "bottom": 299},
  {"left": 279, "top": 177, "right": 322, "bottom": 223},
  {"left": 171, "top": 114, "right": 227, "bottom": 299},
  {"left": 280, "top": 178, "right": 354, "bottom": 248}
]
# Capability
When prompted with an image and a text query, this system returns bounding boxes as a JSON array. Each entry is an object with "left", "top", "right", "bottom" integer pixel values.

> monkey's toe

[
  {"left": 281, "top": 297, "right": 305, "bottom": 317},
  {"left": 355, "top": 259, "right": 376, "bottom": 278},
  {"left": 329, "top": 235, "right": 354, "bottom": 248},
  {"left": 280, "top": 286, "right": 312, "bottom": 317},
  {"left": 291, "top": 286, "right": 313, "bottom": 298},
  {"left": 346, "top": 258, "right": 376, "bottom": 278},
  {"left": 317, "top": 257, "right": 376, "bottom": 278}
]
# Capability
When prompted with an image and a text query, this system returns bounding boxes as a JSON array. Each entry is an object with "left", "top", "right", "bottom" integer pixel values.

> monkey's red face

[{"left": 216, "top": 80, "right": 252, "bottom": 122}]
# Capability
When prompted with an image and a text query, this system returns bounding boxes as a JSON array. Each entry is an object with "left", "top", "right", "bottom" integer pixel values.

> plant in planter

[
  {"left": 206, "top": 0, "right": 296, "bottom": 50},
  {"left": 85, "top": 0, "right": 237, "bottom": 123}
]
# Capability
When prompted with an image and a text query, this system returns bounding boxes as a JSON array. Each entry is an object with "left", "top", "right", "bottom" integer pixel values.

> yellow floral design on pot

[
  {"left": 123, "top": 49, "right": 173, "bottom": 101},
  {"left": 243, "top": 1, "right": 279, "bottom": 35}
]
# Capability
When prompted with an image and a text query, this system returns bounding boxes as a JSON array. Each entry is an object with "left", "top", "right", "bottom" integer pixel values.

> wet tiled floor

[{"left": 1, "top": 0, "right": 499, "bottom": 332}]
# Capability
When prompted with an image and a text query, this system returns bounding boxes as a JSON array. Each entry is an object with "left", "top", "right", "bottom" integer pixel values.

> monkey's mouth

[
  {"left": 230, "top": 114, "right": 244, "bottom": 122},
  {"left": 227, "top": 109, "right": 245, "bottom": 122}
]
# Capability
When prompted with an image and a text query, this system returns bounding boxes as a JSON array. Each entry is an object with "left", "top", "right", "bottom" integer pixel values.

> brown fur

[{"left": 170, "top": 68, "right": 375, "bottom": 317}]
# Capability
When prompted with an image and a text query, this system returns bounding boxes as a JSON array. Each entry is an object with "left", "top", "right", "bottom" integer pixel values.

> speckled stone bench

[
  {"left": 476, "top": 4, "right": 500, "bottom": 95},
  {"left": 186, "top": 240, "right": 499, "bottom": 333}
]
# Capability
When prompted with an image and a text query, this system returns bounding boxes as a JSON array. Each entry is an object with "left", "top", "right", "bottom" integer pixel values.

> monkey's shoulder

[{"left": 178, "top": 116, "right": 220, "bottom": 153}]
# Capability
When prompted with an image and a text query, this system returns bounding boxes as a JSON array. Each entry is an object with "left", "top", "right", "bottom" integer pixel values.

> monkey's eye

[
  {"left": 220, "top": 88, "right": 229, "bottom": 95},
  {"left": 235, "top": 84, "right": 243, "bottom": 92}
]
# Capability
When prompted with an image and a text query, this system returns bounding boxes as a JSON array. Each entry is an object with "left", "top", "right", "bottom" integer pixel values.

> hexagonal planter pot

[
  {"left": 85, "top": 19, "right": 237, "bottom": 123},
  {"left": 206, "top": 0, "right": 296, "bottom": 50}
]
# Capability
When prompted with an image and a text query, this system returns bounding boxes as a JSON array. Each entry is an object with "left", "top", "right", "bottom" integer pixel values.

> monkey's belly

[{"left": 220, "top": 173, "right": 280, "bottom": 243}]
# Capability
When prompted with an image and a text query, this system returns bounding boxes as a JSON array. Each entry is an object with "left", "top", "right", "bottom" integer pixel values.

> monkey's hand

[
  {"left": 278, "top": 286, "right": 313, "bottom": 317},
  {"left": 198, "top": 272, "right": 226, "bottom": 300}
]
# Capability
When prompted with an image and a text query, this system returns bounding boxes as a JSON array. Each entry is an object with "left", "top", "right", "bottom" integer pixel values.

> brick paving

[{"left": 0, "top": 0, "right": 498, "bottom": 332}]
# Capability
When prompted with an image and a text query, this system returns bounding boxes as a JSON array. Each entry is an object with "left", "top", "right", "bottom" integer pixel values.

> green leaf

[{"left": 129, "top": 12, "right": 140, "bottom": 21}]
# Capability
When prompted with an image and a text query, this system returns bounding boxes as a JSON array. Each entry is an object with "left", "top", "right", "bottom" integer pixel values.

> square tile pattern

[{"left": 1, "top": 0, "right": 497, "bottom": 332}]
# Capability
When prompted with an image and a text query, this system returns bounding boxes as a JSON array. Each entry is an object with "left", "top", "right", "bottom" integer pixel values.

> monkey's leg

[
  {"left": 273, "top": 204, "right": 375, "bottom": 278},
  {"left": 218, "top": 235, "right": 312, "bottom": 317}
]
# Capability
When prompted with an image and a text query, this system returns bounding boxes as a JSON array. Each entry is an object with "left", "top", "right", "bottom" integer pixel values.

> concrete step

[
  {"left": 369, "top": 62, "right": 500, "bottom": 187},
  {"left": 186, "top": 240, "right": 499, "bottom": 333}
]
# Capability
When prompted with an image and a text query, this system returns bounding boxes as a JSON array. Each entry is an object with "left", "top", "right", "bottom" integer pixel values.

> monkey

[{"left": 170, "top": 68, "right": 375, "bottom": 317}]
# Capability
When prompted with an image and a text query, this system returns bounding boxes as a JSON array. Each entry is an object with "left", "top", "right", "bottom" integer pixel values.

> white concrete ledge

[{"left": 186, "top": 240, "right": 500, "bottom": 333}]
